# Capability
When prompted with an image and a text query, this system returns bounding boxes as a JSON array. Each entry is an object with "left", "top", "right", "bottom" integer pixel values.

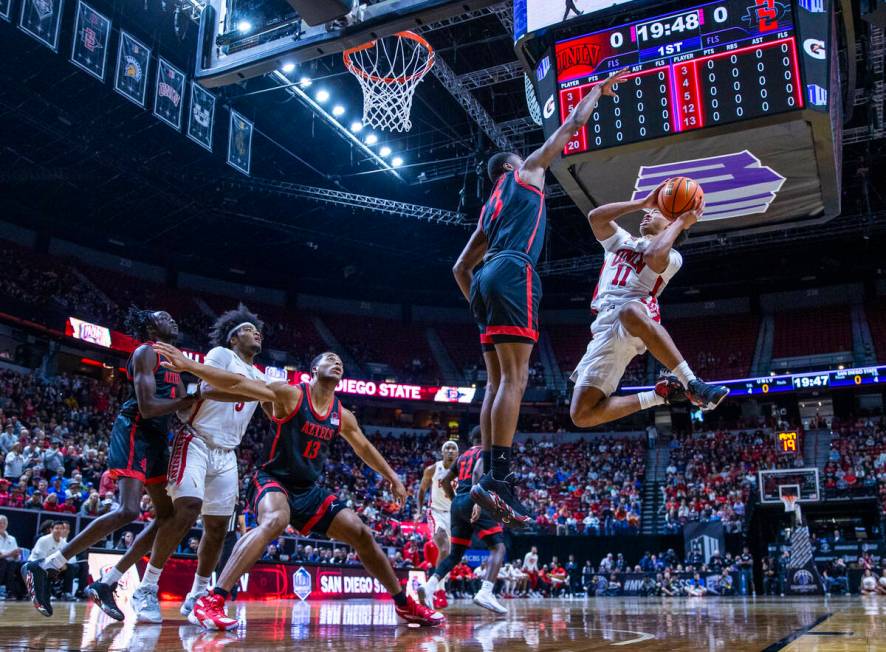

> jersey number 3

[{"left": 302, "top": 441, "right": 321, "bottom": 459}]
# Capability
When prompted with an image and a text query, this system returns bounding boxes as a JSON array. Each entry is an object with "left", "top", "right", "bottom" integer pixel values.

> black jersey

[
  {"left": 480, "top": 170, "right": 546, "bottom": 266},
  {"left": 261, "top": 382, "right": 341, "bottom": 488},
  {"left": 454, "top": 445, "right": 482, "bottom": 496},
  {"left": 119, "top": 343, "right": 181, "bottom": 434}
]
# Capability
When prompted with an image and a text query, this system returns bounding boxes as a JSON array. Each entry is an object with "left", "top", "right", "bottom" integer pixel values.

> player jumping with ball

[{"left": 569, "top": 183, "right": 729, "bottom": 428}]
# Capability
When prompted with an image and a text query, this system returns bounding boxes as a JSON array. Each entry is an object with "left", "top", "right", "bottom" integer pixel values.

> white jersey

[
  {"left": 591, "top": 226, "right": 682, "bottom": 322},
  {"left": 430, "top": 461, "right": 452, "bottom": 512},
  {"left": 183, "top": 347, "right": 268, "bottom": 449}
]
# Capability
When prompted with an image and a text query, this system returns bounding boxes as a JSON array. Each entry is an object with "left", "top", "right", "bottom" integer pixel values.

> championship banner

[
  {"left": 0, "top": 0, "right": 13, "bottom": 22},
  {"left": 154, "top": 57, "right": 186, "bottom": 131},
  {"left": 70, "top": 0, "right": 111, "bottom": 81},
  {"left": 187, "top": 81, "right": 215, "bottom": 151},
  {"left": 683, "top": 521, "right": 725, "bottom": 565},
  {"left": 227, "top": 109, "right": 254, "bottom": 176},
  {"left": 19, "top": 0, "right": 64, "bottom": 51},
  {"left": 114, "top": 31, "right": 151, "bottom": 107}
]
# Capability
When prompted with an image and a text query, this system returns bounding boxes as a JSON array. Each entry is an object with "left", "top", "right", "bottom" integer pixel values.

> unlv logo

[
  {"left": 632, "top": 150, "right": 785, "bottom": 221},
  {"left": 742, "top": 0, "right": 789, "bottom": 32}
]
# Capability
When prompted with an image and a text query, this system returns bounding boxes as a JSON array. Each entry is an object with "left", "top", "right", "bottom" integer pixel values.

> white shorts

[
  {"left": 569, "top": 301, "right": 650, "bottom": 397},
  {"left": 167, "top": 429, "right": 239, "bottom": 517},
  {"left": 428, "top": 507, "right": 451, "bottom": 538}
]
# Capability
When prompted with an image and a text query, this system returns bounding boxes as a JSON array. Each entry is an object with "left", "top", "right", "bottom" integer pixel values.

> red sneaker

[
  {"left": 187, "top": 594, "right": 238, "bottom": 631},
  {"left": 432, "top": 589, "right": 448, "bottom": 610},
  {"left": 395, "top": 596, "right": 446, "bottom": 627}
]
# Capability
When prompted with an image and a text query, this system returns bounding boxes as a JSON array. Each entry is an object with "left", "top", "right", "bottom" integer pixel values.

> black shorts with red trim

[
  {"left": 247, "top": 471, "right": 345, "bottom": 537},
  {"left": 449, "top": 493, "right": 504, "bottom": 548},
  {"left": 470, "top": 252, "right": 541, "bottom": 349},
  {"left": 107, "top": 413, "right": 169, "bottom": 485}
]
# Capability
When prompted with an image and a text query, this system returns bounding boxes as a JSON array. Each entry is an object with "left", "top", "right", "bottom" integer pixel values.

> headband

[{"left": 226, "top": 322, "right": 256, "bottom": 344}]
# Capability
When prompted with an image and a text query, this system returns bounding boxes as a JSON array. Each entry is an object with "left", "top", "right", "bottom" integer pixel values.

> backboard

[
  {"left": 196, "top": 0, "right": 502, "bottom": 87},
  {"left": 758, "top": 468, "right": 821, "bottom": 504}
]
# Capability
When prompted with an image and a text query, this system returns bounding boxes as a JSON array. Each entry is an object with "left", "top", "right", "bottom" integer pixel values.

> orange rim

[{"left": 343, "top": 31, "right": 435, "bottom": 85}]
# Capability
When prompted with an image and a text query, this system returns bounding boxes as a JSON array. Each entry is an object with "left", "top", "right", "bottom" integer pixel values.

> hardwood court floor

[{"left": 0, "top": 596, "right": 883, "bottom": 651}]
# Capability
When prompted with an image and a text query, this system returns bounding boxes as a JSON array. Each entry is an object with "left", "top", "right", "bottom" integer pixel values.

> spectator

[
  {"left": 115, "top": 531, "right": 135, "bottom": 550},
  {"left": 522, "top": 546, "right": 539, "bottom": 595},
  {"left": 0, "top": 515, "right": 22, "bottom": 599},
  {"left": 860, "top": 569, "right": 879, "bottom": 595},
  {"left": 4, "top": 443, "right": 24, "bottom": 481},
  {"left": 262, "top": 543, "right": 281, "bottom": 562},
  {"left": 30, "top": 521, "right": 79, "bottom": 600}
]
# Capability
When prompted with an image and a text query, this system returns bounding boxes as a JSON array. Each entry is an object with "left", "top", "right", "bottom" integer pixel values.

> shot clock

[{"left": 554, "top": 0, "right": 803, "bottom": 154}]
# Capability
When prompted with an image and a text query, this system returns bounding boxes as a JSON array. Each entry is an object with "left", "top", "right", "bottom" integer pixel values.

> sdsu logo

[{"left": 742, "top": 0, "right": 789, "bottom": 32}]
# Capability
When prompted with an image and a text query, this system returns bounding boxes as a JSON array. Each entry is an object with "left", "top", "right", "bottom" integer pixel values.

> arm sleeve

[
  {"left": 664, "top": 249, "right": 683, "bottom": 279},
  {"left": 597, "top": 226, "right": 631, "bottom": 253}
]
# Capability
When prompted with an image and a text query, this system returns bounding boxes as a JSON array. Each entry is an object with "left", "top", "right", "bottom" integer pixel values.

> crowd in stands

[
  {"left": 824, "top": 418, "right": 886, "bottom": 511},
  {"left": 661, "top": 430, "right": 807, "bottom": 533}
]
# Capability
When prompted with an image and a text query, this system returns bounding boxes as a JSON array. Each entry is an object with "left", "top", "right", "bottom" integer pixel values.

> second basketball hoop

[{"left": 343, "top": 31, "right": 435, "bottom": 133}]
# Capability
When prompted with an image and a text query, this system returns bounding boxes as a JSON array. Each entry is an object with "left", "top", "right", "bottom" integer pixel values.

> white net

[{"left": 344, "top": 31, "right": 435, "bottom": 133}]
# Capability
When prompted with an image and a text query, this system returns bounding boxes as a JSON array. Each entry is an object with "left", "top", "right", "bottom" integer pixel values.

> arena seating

[
  {"left": 772, "top": 306, "right": 853, "bottom": 358},
  {"left": 546, "top": 324, "right": 647, "bottom": 385},
  {"left": 662, "top": 314, "right": 759, "bottom": 379},
  {"left": 865, "top": 301, "right": 886, "bottom": 360},
  {"left": 823, "top": 422, "right": 886, "bottom": 512}
]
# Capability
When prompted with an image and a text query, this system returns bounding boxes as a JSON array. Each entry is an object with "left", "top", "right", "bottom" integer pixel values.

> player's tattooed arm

[
  {"left": 131, "top": 345, "right": 198, "bottom": 419},
  {"left": 587, "top": 180, "right": 667, "bottom": 242},
  {"left": 339, "top": 408, "right": 407, "bottom": 505},
  {"left": 643, "top": 204, "right": 702, "bottom": 273},
  {"left": 453, "top": 220, "right": 488, "bottom": 302},
  {"left": 521, "top": 67, "right": 629, "bottom": 189},
  {"left": 417, "top": 464, "right": 434, "bottom": 508}
]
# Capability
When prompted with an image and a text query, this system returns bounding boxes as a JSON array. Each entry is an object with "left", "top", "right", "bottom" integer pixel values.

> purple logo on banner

[{"left": 632, "top": 150, "right": 785, "bottom": 221}]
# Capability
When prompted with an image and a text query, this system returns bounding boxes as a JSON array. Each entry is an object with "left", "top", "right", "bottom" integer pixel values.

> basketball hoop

[
  {"left": 343, "top": 31, "right": 435, "bottom": 133},
  {"left": 781, "top": 495, "right": 797, "bottom": 513}
]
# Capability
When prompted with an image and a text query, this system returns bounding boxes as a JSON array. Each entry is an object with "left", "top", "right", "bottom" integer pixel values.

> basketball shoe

[
  {"left": 394, "top": 595, "right": 446, "bottom": 626},
  {"left": 686, "top": 379, "right": 730, "bottom": 411},
  {"left": 189, "top": 594, "right": 237, "bottom": 631},
  {"left": 471, "top": 473, "right": 531, "bottom": 528},
  {"left": 654, "top": 374, "right": 686, "bottom": 404},
  {"left": 84, "top": 581, "right": 124, "bottom": 621},
  {"left": 21, "top": 561, "right": 53, "bottom": 617}
]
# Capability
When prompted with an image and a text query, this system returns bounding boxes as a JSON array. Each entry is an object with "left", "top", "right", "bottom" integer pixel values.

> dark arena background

[{"left": 0, "top": 0, "right": 885, "bottom": 649}]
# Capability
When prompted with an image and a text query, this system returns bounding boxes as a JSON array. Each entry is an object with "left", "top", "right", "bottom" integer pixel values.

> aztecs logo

[
  {"left": 124, "top": 55, "right": 142, "bottom": 81},
  {"left": 741, "top": 0, "right": 790, "bottom": 32}
]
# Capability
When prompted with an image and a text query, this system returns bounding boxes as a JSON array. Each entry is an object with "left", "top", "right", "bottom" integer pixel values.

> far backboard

[{"left": 758, "top": 468, "right": 820, "bottom": 504}]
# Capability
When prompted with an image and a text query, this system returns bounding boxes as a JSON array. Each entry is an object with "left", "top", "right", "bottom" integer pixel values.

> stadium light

[
  {"left": 236, "top": 20, "right": 252, "bottom": 33},
  {"left": 315, "top": 89, "right": 330, "bottom": 103},
  {"left": 365, "top": 133, "right": 378, "bottom": 145},
  {"left": 281, "top": 62, "right": 295, "bottom": 73},
  {"left": 392, "top": 156, "right": 404, "bottom": 167},
  {"left": 332, "top": 105, "right": 345, "bottom": 117},
  {"left": 350, "top": 121, "right": 363, "bottom": 133},
  {"left": 299, "top": 76, "right": 312, "bottom": 88},
  {"left": 379, "top": 146, "right": 392, "bottom": 157}
]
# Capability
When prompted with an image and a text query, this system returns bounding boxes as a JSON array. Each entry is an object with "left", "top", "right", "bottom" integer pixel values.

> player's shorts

[
  {"left": 428, "top": 507, "right": 451, "bottom": 537},
  {"left": 108, "top": 413, "right": 169, "bottom": 485},
  {"left": 246, "top": 471, "right": 346, "bottom": 537},
  {"left": 167, "top": 427, "right": 239, "bottom": 516},
  {"left": 569, "top": 300, "right": 652, "bottom": 397},
  {"left": 470, "top": 253, "right": 541, "bottom": 349},
  {"left": 449, "top": 493, "right": 504, "bottom": 548}
]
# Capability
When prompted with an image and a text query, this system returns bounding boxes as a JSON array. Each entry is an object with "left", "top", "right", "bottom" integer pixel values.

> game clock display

[{"left": 554, "top": 0, "right": 804, "bottom": 154}]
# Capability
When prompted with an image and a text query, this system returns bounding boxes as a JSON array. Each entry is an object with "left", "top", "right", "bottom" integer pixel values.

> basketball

[{"left": 657, "top": 177, "right": 704, "bottom": 221}]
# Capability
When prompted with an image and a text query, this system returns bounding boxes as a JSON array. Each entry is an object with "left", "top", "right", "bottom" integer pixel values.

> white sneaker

[
  {"left": 473, "top": 590, "right": 507, "bottom": 615},
  {"left": 180, "top": 589, "right": 208, "bottom": 617},
  {"left": 133, "top": 584, "right": 163, "bottom": 623},
  {"left": 418, "top": 579, "right": 438, "bottom": 610}
]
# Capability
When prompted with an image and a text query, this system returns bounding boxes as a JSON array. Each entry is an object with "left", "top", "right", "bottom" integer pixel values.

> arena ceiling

[{"left": 0, "top": 0, "right": 884, "bottom": 308}]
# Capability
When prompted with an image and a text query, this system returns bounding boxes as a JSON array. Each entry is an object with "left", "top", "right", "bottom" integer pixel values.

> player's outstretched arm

[
  {"left": 131, "top": 344, "right": 198, "bottom": 418},
  {"left": 339, "top": 408, "right": 407, "bottom": 506},
  {"left": 521, "top": 68, "right": 628, "bottom": 189},
  {"left": 453, "top": 221, "right": 488, "bottom": 302},
  {"left": 153, "top": 342, "right": 283, "bottom": 404},
  {"left": 643, "top": 206, "right": 700, "bottom": 273},
  {"left": 587, "top": 181, "right": 666, "bottom": 241}
]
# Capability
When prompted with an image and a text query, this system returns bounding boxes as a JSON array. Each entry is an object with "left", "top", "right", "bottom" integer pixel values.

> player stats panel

[{"left": 554, "top": 0, "right": 803, "bottom": 154}]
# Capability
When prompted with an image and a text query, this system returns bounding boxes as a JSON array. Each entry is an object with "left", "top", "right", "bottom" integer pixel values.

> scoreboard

[{"left": 554, "top": 0, "right": 803, "bottom": 154}]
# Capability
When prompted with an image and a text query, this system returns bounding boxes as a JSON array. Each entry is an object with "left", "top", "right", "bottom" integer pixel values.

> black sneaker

[
  {"left": 84, "top": 581, "right": 124, "bottom": 621},
  {"left": 686, "top": 378, "right": 730, "bottom": 411},
  {"left": 21, "top": 560, "right": 53, "bottom": 617},
  {"left": 470, "top": 472, "right": 531, "bottom": 528},
  {"left": 654, "top": 374, "right": 686, "bottom": 404}
]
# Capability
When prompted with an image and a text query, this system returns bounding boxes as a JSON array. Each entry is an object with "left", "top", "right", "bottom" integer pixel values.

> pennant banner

[
  {"left": 227, "top": 110, "right": 253, "bottom": 176},
  {"left": 187, "top": 81, "right": 215, "bottom": 152},
  {"left": 114, "top": 31, "right": 150, "bottom": 107},
  {"left": 70, "top": 0, "right": 111, "bottom": 81},
  {"left": 0, "top": 0, "right": 13, "bottom": 22},
  {"left": 19, "top": 0, "right": 64, "bottom": 50},
  {"left": 153, "top": 57, "right": 186, "bottom": 130}
]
